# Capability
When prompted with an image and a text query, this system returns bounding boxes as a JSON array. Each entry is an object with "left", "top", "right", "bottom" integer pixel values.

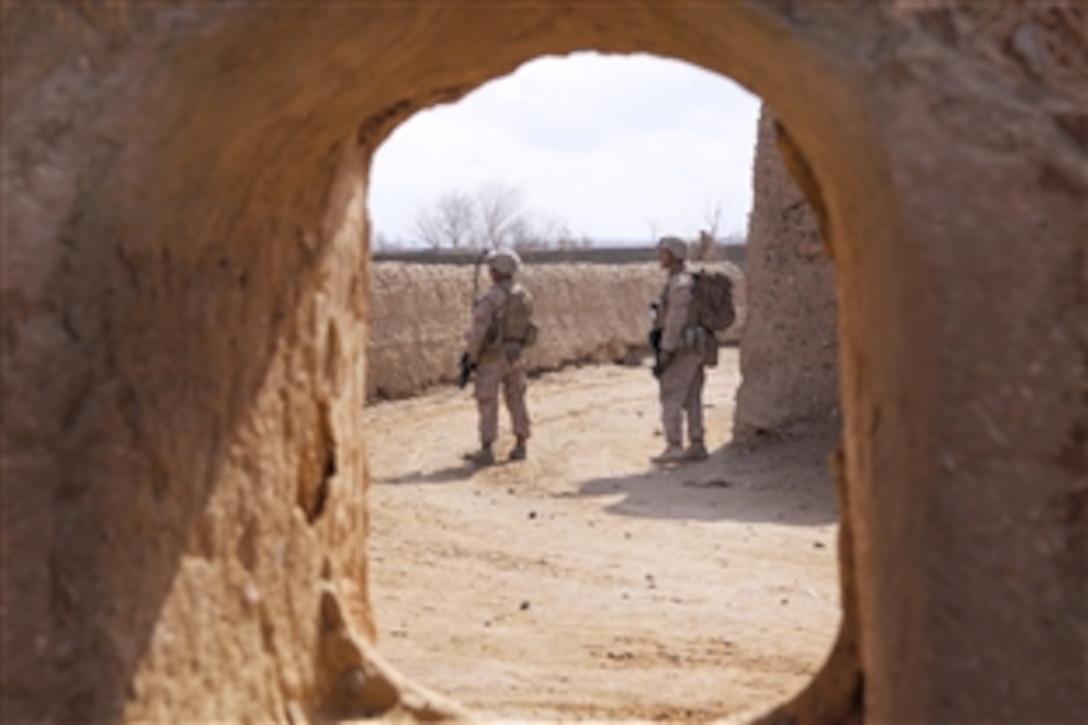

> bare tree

[
  {"left": 506, "top": 216, "right": 540, "bottom": 251},
  {"left": 413, "top": 191, "right": 474, "bottom": 249},
  {"left": 436, "top": 192, "right": 474, "bottom": 248},
  {"left": 476, "top": 182, "right": 524, "bottom": 250},
  {"left": 533, "top": 214, "right": 573, "bottom": 250},
  {"left": 410, "top": 181, "right": 590, "bottom": 251},
  {"left": 413, "top": 207, "right": 446, "bottom": 250},
  {"left": 508, "top": 211, "right": 593, "bottom": 251}
]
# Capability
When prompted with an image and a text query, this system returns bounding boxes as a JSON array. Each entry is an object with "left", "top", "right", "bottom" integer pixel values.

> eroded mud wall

[
  {"left": 4, "top": 32, "right": 377, "bottom": 720},
  {"left": 839, "top": 5, "right": 1086, "bottom": 720},
  {"left": 4, "top": 2, "right": 1085, "bottom": 723},
  {"left": 367, "top": 261, "right": 746, "bottom": 400},
  {"left": 735, "top": 105, "right": 838, "bottom": 440},
  {"left": 2, "top": 7, "right": 435, "bottom": 722}
]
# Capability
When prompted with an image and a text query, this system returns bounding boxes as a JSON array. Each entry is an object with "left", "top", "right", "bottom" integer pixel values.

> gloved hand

[
  {"left": 458, "top": 352, "right": 477, "bottom": 389},
  {"left": 652, "top": 350, "right": 674, "bottom": 379},
  {"left": 648, "top": 328, "right": 662, "bottom": 351}
]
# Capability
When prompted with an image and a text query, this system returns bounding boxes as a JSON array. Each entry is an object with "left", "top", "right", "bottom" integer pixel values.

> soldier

[
  {"left": 462, "top": 249, "right": 537, "bottom": 466},
  {"left": 650, "top": 235, "right": 709, "bottom": 464}
]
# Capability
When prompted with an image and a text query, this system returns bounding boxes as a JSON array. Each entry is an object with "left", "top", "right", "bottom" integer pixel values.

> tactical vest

[
  {"left": 499, "top": 283, "right": 538, "bottom": 346},
  {"left": 484, "top": 282, "right": 538, "bottom": 351}
]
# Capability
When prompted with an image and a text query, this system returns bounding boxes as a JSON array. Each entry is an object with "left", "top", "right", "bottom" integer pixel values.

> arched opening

[
  {"left": 360, "top": 52, "right": 843, "bottom": 720},
  {"left": 13, "top": 5, "right": 1081, "bottom": 725},
  {"left": 8, "top": 6, "right": 878, "bottom": 722}
]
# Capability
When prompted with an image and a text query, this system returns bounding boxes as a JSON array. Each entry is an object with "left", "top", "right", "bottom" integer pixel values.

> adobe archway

[{"left": 4, "top": 3, "right": 1083, "bottom": 723}]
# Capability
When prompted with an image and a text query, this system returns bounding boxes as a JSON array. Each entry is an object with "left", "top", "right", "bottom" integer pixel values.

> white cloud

[{"left": 369, "top": 52, "right": 760, "bottom": 246}]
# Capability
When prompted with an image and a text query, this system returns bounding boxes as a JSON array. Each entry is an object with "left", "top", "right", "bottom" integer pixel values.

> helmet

[
  {"left": 486, "top": 249, "right": 521, "bottom": 276},
  {"left": 656, "top": 235, "right": 688, "bottom": 261}
]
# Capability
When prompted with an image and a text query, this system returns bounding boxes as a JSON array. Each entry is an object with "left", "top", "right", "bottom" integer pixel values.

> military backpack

[{"left": 687, "top": 270, "right": 736, "bottom": 333}]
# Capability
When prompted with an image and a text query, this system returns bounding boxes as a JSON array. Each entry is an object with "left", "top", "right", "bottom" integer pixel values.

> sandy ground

[{"left": 363, "top": 349, "right": 842, "bottom": 722}]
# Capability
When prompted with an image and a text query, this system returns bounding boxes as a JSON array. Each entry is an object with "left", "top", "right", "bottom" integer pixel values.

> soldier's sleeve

[{"left": 661, "top": 275, "right": 693, "bottom": 352}]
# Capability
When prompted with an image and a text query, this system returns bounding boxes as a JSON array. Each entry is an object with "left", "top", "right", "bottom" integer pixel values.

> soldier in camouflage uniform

[
  {"left": 650, "top": 236, "right": 709, "bottom": 464},
  {"left": 463, "top": 249, "right": 535, "bottom": 466}
]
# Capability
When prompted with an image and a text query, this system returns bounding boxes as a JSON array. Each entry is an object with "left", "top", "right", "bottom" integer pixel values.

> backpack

[
  {"left": 687, "top": 270, "right": 736, "bottom": 332},
  {"left": 499, "top": 284, "right": 538, "bottom": 347}
]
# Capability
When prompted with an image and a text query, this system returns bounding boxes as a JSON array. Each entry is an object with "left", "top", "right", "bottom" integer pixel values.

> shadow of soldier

[
  {"left": 373, "top": 456, "right": 528, "bottom": 485},
  {"left": 373, "top": 463, "right": 478, "bottom": 485},
  {"left": 567, "top": 433, "right": 840, "bottom": 526}
]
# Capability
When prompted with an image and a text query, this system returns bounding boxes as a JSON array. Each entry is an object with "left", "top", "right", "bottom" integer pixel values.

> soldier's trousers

[
  {"left": 473, "top": 353, "right": 530, "bottom": 445},
  {"left": 658, "top": 350, "right": 705, "bottom": 446}
]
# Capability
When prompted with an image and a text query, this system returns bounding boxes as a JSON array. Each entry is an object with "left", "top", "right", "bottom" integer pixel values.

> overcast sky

[{"left": 368, "top": 52, "right": 761, "bottom": 247}]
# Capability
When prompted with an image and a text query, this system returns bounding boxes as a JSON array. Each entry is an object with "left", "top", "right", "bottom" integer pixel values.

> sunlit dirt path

[{"left": 363, "top": 349, "right": 841, "bottom": 721}]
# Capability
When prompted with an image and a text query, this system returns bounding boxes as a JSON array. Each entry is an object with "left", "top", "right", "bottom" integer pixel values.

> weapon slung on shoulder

[{"left": 459, "top": 249, "right": 489, "bottom": 390}]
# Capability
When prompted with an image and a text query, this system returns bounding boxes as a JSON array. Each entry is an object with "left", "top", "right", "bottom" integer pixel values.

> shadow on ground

[
  {"left": 570, "top": 433, "right": 841, "bottom": 526},
  {"left": 373, "top": 459, "right": 521, "bottom": 485}
]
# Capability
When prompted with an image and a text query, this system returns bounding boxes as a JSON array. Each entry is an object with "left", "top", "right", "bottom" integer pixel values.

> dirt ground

[{"left": 363, "top": 348, "right": 842, "bottom": 722}]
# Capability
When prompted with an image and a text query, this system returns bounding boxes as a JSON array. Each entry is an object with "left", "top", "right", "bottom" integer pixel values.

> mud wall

[
  {"left": 367, "top": 261, "right": 746, "bottom": 400},
  {"left": 4, "top": 2, "right": 1085, "bottom": 724},
  {"left": 734, "top": 105, "right": 839, "bottom": 440}
]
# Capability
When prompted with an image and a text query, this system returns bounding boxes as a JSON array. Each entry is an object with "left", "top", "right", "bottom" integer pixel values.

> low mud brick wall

[{"left": 367, "top": 261, "right": 746, "bottom": 401}]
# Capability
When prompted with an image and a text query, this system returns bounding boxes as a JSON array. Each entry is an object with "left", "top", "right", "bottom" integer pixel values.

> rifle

[
  {"left": 458, "top": 352, "right": 476, "bottom": 389},
  {"left": 648, "top": 302, "right": 666, "bottom": 379},
  {"left": 458, "top": 250, "right": 488, "bottom": 389}
]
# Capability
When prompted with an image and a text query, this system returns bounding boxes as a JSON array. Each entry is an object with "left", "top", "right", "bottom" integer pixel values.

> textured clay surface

[
  {"left": 3, "top": 2, "right": 1084, "bottom": 723},
  {"left": 735, "top": 105, "right": 839, "bottom": 441},
  {"left": 367, "top": 261, "right": 745, "bottom": 401}
]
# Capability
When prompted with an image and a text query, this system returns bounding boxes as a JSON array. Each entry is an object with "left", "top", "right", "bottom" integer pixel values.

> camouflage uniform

[
  {"left": 656, "top": 268, "right": 706, "bottom": 450},
  {"left": 465, "top": 272, "right": 532, "bottom": 455}
]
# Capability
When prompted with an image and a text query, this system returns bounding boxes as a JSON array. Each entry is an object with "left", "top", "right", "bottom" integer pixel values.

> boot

[
  {"left": 509, "top": 436, "right": 528, "bottom": 461},
  {"left": 464, "top": 444, "right": 495, "bottom": 467},
  {"left": 685, "top": 441, "right": 708, "bottom": 461},
  {"left": 651, "top": 443, "right": 686, "bottom": 464}
]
